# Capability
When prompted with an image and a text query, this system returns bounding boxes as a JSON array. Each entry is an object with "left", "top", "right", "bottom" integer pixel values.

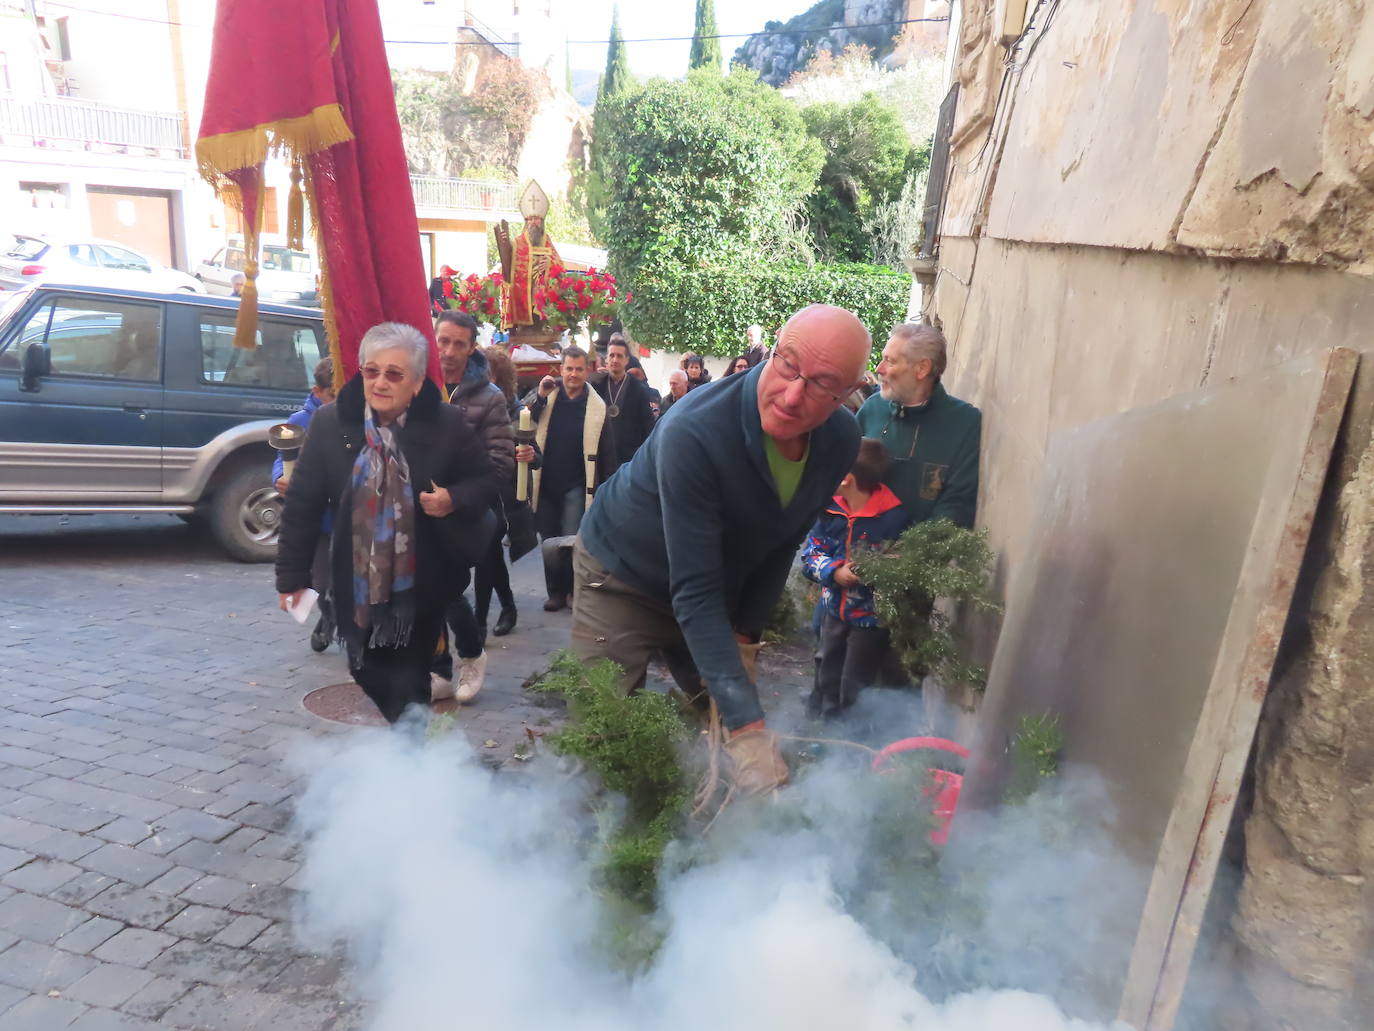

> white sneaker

[
  {"left": 430, "top": 672, "right": 455, "bottom": 702},
  {"left": 455, "top": 651, "right": 487, "bottom": 703}
]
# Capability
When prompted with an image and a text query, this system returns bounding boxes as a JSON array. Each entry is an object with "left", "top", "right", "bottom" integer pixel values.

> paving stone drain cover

[{"left": 303, "top": 682, "right": 459, "bottom": 725}]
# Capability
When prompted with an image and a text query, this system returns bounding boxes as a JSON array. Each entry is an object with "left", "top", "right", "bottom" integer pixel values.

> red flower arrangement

[
  {"left": 534, "top": 267, "right": 632, "bottom": 332},
  {"left": 445, "top": 271, "right": 504, "bottom": 324}
]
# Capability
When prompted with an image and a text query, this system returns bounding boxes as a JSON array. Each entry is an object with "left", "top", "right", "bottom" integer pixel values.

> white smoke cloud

[{"left": 289, "top": 726, "right": 1136, "bottom": 1031}]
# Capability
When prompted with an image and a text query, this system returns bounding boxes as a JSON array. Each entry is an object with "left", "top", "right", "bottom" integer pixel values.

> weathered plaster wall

[
  {"left": 935, "top": 236, "right": 1374, "bottom": 1029},
  {"left": 941, "top": 0, "right": 1374, "bottom": 274},
  {"left": 929, "top": 1, "right": 1374, "bottom": 1026},
  {"left": 936, "top": 238, "right": 1374, "bottom": 587}
]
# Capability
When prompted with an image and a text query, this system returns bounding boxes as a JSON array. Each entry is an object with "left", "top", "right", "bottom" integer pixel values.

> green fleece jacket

[{"left": 855, "top": 382, "right": 981, "bottom": 528}]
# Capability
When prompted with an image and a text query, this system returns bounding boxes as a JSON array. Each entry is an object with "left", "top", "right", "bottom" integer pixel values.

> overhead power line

[
  {"left": 390, "top": 17, "right": 951, "bottom": 47},
  {"left": 34, "top": 5, "right": 948, "bottom": 49}
]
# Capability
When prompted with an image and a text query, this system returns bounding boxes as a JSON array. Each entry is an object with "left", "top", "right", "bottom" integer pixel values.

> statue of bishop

[{"left": 495, "top": 180, "right": 563, "bottom": 335}]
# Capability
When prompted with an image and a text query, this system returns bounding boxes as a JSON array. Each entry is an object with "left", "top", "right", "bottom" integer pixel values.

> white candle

[{"left": 516, "top": 406, "right": 533, "bottom": 502}]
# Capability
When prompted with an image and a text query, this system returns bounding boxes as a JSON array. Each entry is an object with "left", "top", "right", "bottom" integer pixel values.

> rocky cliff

[{"left": 732, "top": 0, "right": 907, "bottom": 86}]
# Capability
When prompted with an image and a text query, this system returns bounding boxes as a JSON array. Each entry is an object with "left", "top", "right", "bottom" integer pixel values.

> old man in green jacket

[{"left": 857, "top": 322, "right": 980, "bottom": 528}]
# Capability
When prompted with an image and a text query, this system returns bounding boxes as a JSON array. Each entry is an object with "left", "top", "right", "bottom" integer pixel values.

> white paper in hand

[{"left": 284, "top": 588, "right": 319, "bottom": 624}]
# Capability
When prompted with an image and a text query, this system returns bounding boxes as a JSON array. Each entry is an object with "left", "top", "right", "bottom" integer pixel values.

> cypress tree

[
  {"left": 598, "top": 7, "right": 630, "bottom": 105},
  {"left": 688, "top": 0, "right": 722, "bottom": 73}
]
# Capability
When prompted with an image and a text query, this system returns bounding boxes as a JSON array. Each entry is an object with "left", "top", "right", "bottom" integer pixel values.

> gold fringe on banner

[
  {"left": 286, "top": 160, "right": 305, "bottom": 251},
  {"left": 300, "top": 162, "right": 345, "bottom": 389},
  {"left": 194, "top": 104, "right": 353, "bottom": 188}
]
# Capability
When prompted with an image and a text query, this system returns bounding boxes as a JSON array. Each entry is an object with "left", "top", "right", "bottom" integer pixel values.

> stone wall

[{"left": 927, "top": 1, "right": 1374, "bottom": 1026}]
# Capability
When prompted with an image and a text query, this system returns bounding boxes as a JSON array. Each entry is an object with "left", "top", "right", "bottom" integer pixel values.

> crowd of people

[{"left": 273, "top": 306, "right": 980, "bottom": 793}]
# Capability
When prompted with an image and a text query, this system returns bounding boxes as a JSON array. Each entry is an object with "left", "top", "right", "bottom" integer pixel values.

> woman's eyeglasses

[{"left": 361, "top": 365, "right": 408, "bottom": 383}]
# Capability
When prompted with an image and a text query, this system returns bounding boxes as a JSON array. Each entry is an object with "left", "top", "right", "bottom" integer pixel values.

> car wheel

[{"left": 209, "top": 462, "right": 282, "bottom": 563}]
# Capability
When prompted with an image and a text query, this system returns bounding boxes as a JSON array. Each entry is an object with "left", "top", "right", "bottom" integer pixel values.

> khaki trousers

[{"left": 569, "top": 538, "right": 706, "bottom": 703}]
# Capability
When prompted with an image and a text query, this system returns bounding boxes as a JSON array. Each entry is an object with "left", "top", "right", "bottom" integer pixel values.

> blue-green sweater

[
  {"left": 855, "top": 382, "right": 981, "bottom": 528},
  {"left": 580, "top": 363, "right": 861, "bottom": 728}
]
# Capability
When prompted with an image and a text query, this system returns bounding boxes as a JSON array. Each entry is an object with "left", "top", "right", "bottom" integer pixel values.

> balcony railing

[
  {"left": 0, "top": 93, "right": 186, "bottom": 156},
  {"left": 410, "top": 175, "right": 520, "bottom": 214}
]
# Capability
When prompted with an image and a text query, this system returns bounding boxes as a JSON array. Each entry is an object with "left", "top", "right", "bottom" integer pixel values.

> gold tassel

[
  {"left": 232, "top": 177, "right": 265, "bottom": 351},
  {"left": 287, "top": 160, "right": 305, "bottom": 251},
  {"left": 233, "top": 255, "right": 259, "bottom": 350}
]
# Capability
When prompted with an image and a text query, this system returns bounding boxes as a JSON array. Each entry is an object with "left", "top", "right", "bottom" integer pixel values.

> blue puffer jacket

[
  {"left": 801, "top": 484, "right": 909, "bottom": 627},
  {"left": 272, "top": 391, "right": 331, "bottom": 533}
]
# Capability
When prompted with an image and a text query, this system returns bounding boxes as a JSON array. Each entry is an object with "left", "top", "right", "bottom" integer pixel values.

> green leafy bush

[
  {"left": 598, "top": 71, "right": 822, "bottom": 284},
  {"left": 527, "top": 652, "right": 693, "bottom": 904},
  {"left": 851, "top": 519, "right": 999, "bottom": 688},
  {"left": 627, "top": 261, "right": 907, "bottom": 355},
  {"left": 801, "top": 95, "right": 919, "bottom": 262},
  {"left": 1005, "top": 713, "right": 1064, "bottom": 805}
]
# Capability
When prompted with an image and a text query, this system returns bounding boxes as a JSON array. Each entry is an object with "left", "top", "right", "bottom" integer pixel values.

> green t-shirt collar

[{"left": 764, "top": 433, "right": 810, "bottom": 508}]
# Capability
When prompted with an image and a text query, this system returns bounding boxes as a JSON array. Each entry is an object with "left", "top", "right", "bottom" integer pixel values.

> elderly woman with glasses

[{"left": 276, "top": 322, "right": 496, "bottom": 723}]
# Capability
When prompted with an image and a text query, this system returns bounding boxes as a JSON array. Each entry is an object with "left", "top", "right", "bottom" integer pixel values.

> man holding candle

[{"left": 570, "top": 305, "right": 870, "bottom": 795}]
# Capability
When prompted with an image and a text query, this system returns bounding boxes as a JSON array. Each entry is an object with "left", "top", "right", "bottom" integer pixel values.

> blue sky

[{"left": 557, "top": 1, "right": 816, "bottom": 77}]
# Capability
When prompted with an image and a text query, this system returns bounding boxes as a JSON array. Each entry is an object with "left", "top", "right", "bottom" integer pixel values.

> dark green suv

[{"left": 0, "top": 284, "right": 327, "bottom": 561}]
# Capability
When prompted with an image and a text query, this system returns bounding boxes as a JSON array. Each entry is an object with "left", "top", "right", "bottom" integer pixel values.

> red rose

[
  {"left": 578, "top": 295, "right": 591, "bottom": 310},
  {"left": 549, "top": 264, "right": 564, "bottom": 277},
  {"left": 484, "top": 298, "right": 496, "bottom": 313},
  {"left": 572, "top": 280, "right": 585, "bottom": 292},
  {"left": 491, "top": 273, "right": 503, "bottom": 283},
  {"left": 626, "top": 291, "right": 633, "bottom": 302},
  {"left": 556, "top": 300, "right": 570, "bottom": 312}
]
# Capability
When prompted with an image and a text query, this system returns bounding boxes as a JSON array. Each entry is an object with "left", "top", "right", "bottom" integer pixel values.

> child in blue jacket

[
  {"left": 801, "top": 438, "right": 909, "bottom": 718},
  {"left": 272, "top": 357, "right": 335, "bottom": 651}
]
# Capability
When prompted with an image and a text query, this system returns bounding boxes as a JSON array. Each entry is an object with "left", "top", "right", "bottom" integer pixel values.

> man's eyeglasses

[
  {"left": 361, "top": 365, "right": 408, "bottom": 383},
  {"left": 770, "top": 351, "right": 848, "bottom": 403}
]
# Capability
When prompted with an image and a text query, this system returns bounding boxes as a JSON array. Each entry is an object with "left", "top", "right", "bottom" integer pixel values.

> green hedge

[{"left": 625, "top": 261, "right": 910, "bottom": 356}]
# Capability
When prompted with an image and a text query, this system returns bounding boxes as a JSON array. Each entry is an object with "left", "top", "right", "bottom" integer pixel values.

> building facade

[
  {"left": 923, "top": 3, "right": 1374, "bottom": 1028},
  {"left": 1, "top": 0, "right": 529, "bottom": 281},
  {"left": 0, "top": 0, "right": 212, "bottom": 269}
]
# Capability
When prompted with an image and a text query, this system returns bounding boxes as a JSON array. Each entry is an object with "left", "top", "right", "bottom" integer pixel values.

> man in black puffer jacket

[{"left": 431, "top": 311, "right": 514, "bottom": 703}]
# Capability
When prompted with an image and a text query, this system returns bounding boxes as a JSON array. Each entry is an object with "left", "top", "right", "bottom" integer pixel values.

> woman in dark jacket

[
  {"left": 276, "top": 322, "right": 495, "bottom": 723},
  {"left": 681, "top": 352, "right": 712, "bottom": 390}
]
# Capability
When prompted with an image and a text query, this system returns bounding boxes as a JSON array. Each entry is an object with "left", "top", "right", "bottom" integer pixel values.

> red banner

[{"left": 196, "top": 0, "right": 440, "bottom": 384}]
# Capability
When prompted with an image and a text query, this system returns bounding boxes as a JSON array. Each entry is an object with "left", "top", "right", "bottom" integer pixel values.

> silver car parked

[
  {"left": 0, "top": 234, "right": 205, "bottom": 294},
  {"left": 195, "top": 237, "right": 319, "bottom": 306}
]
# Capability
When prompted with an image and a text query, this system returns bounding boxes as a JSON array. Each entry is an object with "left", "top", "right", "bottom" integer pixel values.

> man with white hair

[
  {"left": 571, "top": 304, "right": 870, "bottom": 795},
  {"left": 857, "top": 322, "right": 980, "bottom": 529},
  {"left": 659, "top": 369, "right": 689, "bottom": 415}
]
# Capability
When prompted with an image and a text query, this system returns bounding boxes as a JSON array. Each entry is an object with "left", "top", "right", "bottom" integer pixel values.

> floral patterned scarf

[{"left": 347, "top": 407, "right": 417, "bottom": 657}]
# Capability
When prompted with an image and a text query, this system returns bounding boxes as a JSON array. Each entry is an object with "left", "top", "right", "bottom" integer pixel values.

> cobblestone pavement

[{"left": 0, "top": 513, "right": 575, "bottom": 1030}]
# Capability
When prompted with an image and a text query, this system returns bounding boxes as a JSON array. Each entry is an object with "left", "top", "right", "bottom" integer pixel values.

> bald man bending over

[{"left": 572, "top": 304, "right": 870, "bottom": 793}]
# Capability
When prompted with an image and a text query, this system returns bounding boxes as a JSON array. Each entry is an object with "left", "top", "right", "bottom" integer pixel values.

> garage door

[{"left": 87, "top": 187, "right": 176, "bottom": 267}]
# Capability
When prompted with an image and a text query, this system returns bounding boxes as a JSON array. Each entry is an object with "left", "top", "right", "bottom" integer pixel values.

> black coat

[
  {"left": 275, "top": 374, "right": 496, "bottom": 613},
  {"left": 593, "top": 371, "right": 656, "bottom": 472}
]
